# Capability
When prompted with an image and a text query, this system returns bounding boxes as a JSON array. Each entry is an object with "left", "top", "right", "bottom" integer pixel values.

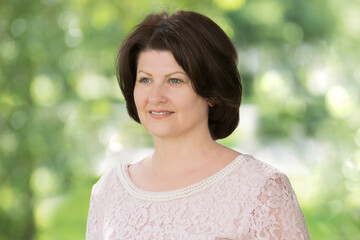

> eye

[
  {"left": 169, "top": 78, "right": 182, "bottom": 84},
  {"left": 139, "top": 77, "right": 150, "bottom": 83}
]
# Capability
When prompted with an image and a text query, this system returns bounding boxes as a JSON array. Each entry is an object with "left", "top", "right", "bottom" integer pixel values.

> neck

[{"left": 151, "top": 130, "right": 217, "bottom": 171}]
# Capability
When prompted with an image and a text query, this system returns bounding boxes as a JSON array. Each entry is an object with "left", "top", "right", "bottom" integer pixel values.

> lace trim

[{"left": 117, "top": 154, "right": 245, "bottom": 201}]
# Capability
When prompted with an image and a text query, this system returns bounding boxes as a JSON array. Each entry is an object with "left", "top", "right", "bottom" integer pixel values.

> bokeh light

[
  {"left": 30, "top": 75, "right": 62, "bottom": 106},
  {"left": 325, "top": 85, "right": 356, "bottom": 118}
]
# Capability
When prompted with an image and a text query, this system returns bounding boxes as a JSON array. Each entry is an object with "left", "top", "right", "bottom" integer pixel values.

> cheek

[
  {"left": 187, "top": 96, "right": 209, "bottom": 116},
  {"left": 133, "top": 89, "right": 144, "bottom": 120},
  {"left": 133, "top": 88, "right": 143, "bottom": 109}
]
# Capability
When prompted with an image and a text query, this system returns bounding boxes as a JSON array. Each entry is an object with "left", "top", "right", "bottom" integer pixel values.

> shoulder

[
  {"left": 239, "top": 154, "right": 300, "bottom": 208},
  {"left": 238, "top": 155, "right": 310, "bottom": 239},
  {"left": 90, "top": 168, "right": 120, "bottom": 200},
  {"left": 239, "top": 154, "right": 287, "bottom": 181},
  {"left": 235, "top": 154, "right": 295, "bottom": 196}
]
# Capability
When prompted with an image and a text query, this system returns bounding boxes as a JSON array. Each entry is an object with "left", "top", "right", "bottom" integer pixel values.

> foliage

[{"left": 0, "top": 0, "right": 359, "bottom": 239}]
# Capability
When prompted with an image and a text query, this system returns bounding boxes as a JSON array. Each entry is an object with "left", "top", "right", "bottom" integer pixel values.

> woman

[{"left": 86, "top": 11, "right": 311, "bottom": 239}]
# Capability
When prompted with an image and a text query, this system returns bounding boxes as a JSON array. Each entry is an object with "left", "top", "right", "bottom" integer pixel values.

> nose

[{"left": 148, "top": 83, "right": 167, "bottom": 104}]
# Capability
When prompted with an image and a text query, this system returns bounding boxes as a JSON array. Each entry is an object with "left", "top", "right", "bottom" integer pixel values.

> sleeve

[
  {"left": 86, "top": 179, "right": 107, "bottom": 240},
  {"left": 247, "top": 172, "right": 311, "bottom": 240}
]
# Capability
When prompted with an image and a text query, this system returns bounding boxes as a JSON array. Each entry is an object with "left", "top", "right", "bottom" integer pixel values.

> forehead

[{"left": 137, "top": 50, "right": 185, "bottom": 73}]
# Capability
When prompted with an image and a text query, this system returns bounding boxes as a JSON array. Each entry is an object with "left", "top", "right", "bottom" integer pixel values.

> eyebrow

[{"left": 137, "top": 70, "right": 187, "bottom": 77}]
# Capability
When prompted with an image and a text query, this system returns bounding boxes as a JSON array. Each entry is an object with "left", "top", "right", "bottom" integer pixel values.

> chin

[{"left": 146, "top": 127, "right": 174, "bottom": 139}]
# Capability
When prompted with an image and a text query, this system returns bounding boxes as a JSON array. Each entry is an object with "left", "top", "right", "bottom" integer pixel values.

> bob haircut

[{"left": 116, "top": 10, "right": 242, "bottom": 140}]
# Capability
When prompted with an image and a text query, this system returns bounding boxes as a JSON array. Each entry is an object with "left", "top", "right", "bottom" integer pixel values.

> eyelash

[
  {"left": 138, "top": 78, "right": 183, "bottom": 84},
  {"left": 169, "top": 78, "right": 182, "bottom": 84},
  {"left": 138, "top": 78, "right": 150, "bottom": 83}
]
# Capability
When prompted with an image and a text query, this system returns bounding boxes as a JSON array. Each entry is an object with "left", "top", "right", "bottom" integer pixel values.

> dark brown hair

[{"left": 116, "top": 11, "right": 242, "bottom": 140}]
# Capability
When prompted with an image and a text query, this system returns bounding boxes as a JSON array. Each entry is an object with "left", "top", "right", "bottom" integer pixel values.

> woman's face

[{"left": 134, "top": 50, "right": 209, "bottom": 140}]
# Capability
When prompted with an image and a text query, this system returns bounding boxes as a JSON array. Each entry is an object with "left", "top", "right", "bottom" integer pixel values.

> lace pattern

[{"left": 86, "top": 154, "right": 311, "bottom": 240}]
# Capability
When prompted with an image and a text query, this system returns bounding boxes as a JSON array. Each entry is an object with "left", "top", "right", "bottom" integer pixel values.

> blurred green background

[{"left": 1, "top": 0, "right": 359, "bottom": 239}]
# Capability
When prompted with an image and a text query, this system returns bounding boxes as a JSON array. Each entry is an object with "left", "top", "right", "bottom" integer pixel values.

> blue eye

[
  {"left": 169, "top": 78, "right": 181, "bottom": 84},
  {"left": 139, "top": 78, "right": 150, "bottom": 83}
]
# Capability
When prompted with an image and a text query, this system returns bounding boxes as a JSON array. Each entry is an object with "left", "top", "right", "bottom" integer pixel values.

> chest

[{"left": 100, "top": 192, "right": 249, "bottom": 240}]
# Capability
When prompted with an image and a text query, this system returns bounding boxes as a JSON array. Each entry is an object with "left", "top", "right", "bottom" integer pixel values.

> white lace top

[{"left": 86, "top": 154, "right": 311, "bottom": 239}]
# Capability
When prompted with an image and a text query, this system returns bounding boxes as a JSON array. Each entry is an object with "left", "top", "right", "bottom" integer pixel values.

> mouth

[
  {"left": 149, "top": 110, "right": 175, "bottom": 119},
  {"left": 149, "top": 111, "right": 174, "bottom": 115}
]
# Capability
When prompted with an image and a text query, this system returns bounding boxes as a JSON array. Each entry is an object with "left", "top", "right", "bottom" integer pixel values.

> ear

[{"left": 206, "top": 97, "right": 215, "bottom": 107}]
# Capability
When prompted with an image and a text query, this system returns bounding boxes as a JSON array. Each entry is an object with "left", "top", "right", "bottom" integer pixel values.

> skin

[{"left": 129, "top": 50, "right": 240, "bottom": 191}]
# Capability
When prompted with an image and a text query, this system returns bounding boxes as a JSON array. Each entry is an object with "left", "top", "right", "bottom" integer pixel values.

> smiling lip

[{"left": 149, "top": 110, "right": 174, "bottom": 119}]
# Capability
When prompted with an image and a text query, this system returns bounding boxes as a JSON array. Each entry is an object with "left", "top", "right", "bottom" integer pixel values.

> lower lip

[{"left": 149, "top": 112, "right": 174, "bottom": 119}]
